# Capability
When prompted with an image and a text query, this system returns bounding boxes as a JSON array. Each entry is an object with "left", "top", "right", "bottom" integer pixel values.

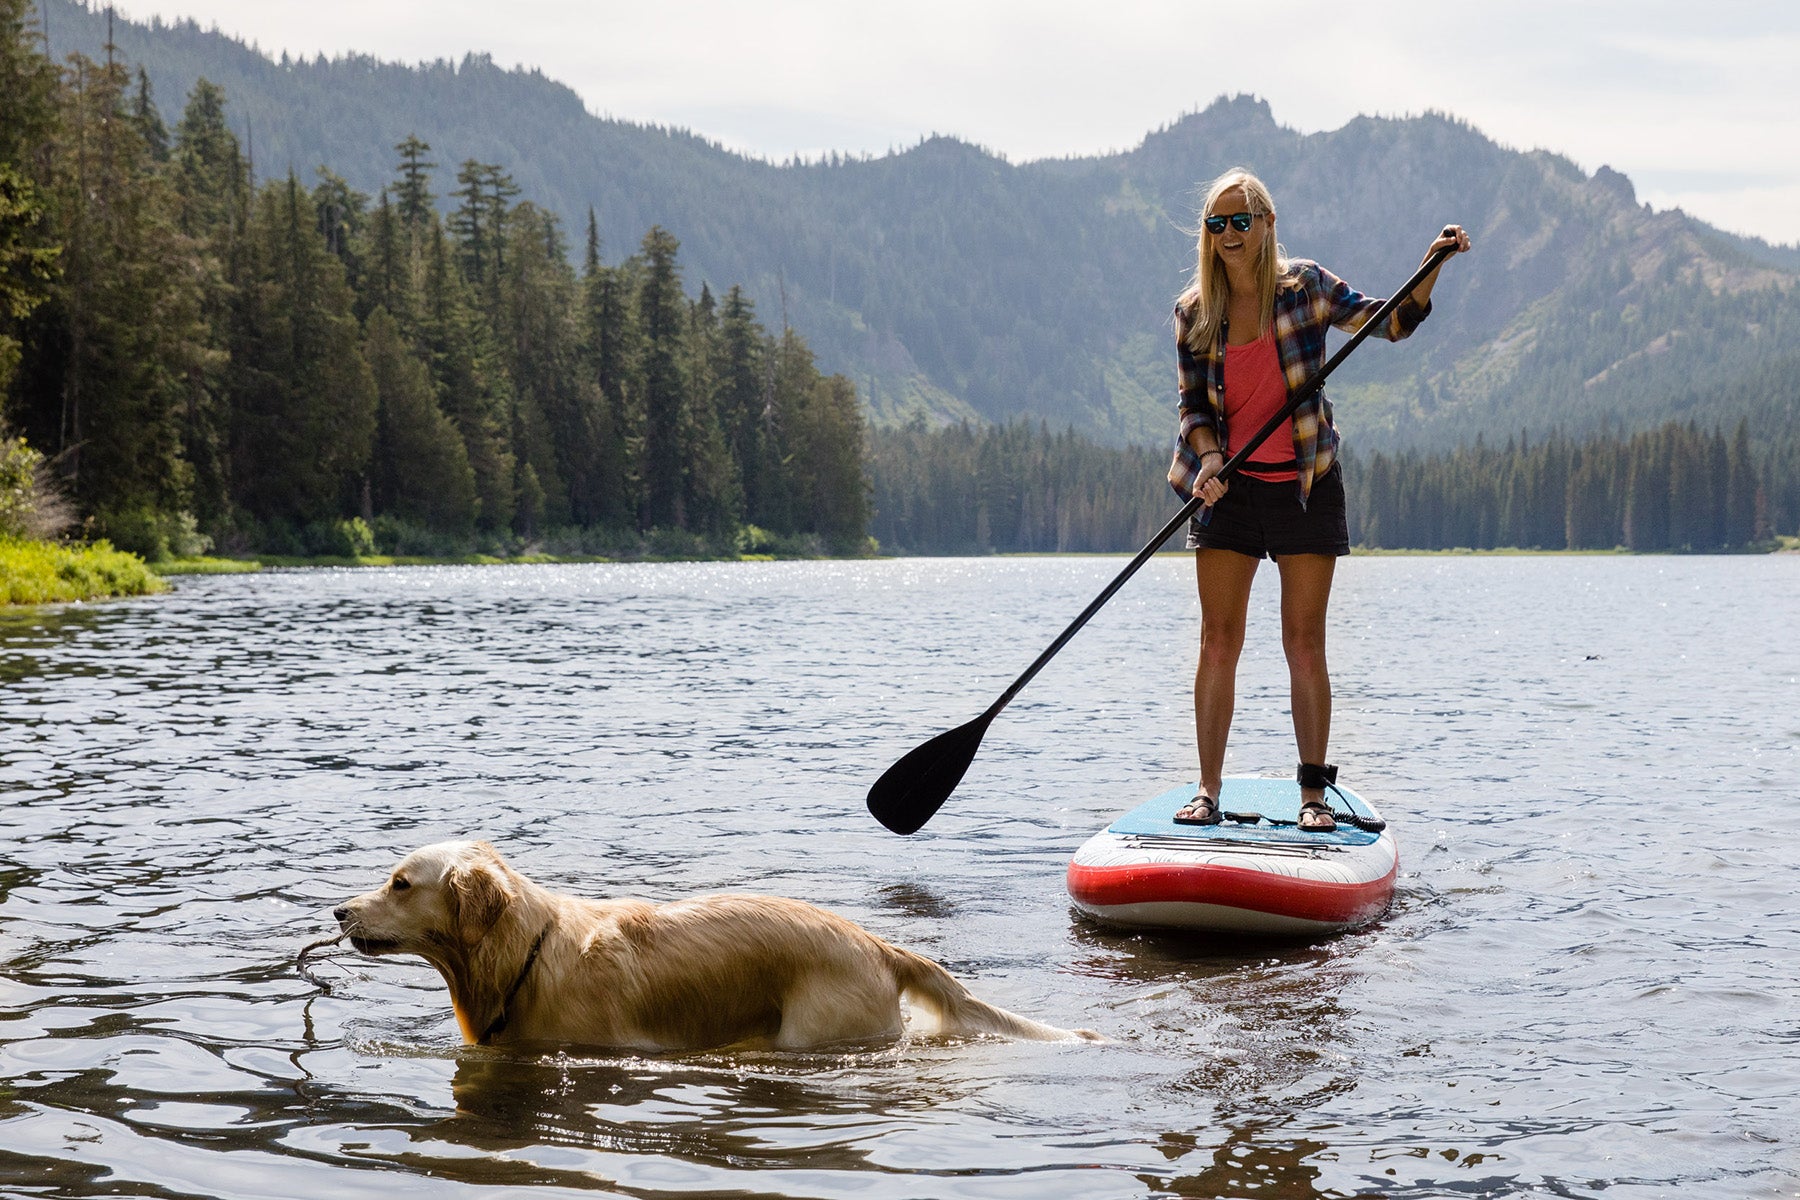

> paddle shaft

[{"left": 984, "top": 239, "right": 1459, "bottom": 725}]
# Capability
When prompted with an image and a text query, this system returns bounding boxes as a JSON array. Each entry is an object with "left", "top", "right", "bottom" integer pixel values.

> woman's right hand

[{"left": 1195, "top": 450, "right": 1228, "bottom": 504}]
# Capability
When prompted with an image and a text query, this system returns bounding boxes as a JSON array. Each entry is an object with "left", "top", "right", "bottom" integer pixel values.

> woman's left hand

[
  {"left": 1424, "top": 225, "right": 1471, "bottom": 264},
  {"left": 1410, "top": 225, "right": 1470, "bottom": 306}
]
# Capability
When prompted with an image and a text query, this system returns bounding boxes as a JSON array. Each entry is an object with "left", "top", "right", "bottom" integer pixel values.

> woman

[{"left": 1168, "top": 168, "right": 1467, "bottom": 831}]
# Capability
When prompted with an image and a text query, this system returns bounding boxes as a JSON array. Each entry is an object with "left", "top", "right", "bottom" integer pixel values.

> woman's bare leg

[
  {"left": 1275, "top": 553, "right": 1336, "bottom": 821},
  {"left": 1176, "top": 549, "right": 1259, "bottom": 819}
]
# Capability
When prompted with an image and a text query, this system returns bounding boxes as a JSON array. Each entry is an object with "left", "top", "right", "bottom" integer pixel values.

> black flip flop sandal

[
  {"left": 1173, "top": 793, "right": 1222, "bottom": 826},
  {"left": 1297, "top": 800, "right": 1338, "bottom": 832},
  {"left": 1296, "top": 762, "right": 1344, "bottom": 832}
]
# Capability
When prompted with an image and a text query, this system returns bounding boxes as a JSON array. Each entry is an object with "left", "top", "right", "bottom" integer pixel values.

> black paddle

[{"left": 867, "top": 232, "right": 1463, "bottom": 835}]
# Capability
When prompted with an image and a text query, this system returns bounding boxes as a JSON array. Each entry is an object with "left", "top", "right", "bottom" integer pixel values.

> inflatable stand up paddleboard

[{"left": 1067, "top": 776, "right": 1397, "bottom": 936}]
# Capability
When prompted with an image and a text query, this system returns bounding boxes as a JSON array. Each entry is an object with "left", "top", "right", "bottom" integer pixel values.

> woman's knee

[
  {"left": 1281, "top": 626, "right": 1328, "bottom": 676},
  {"left": 1199, "top": 621, "right": 1247, "bottom": 666}
]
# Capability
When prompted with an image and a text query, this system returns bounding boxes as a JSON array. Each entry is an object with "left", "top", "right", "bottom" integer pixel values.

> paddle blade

[{"left": 866, "top": 713, "right": 994, "bottom": 835}]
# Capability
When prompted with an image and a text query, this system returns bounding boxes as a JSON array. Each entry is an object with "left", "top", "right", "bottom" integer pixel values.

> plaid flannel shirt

[{"left": 1167, "top": 259, "right": 1431, "bottom": 507}]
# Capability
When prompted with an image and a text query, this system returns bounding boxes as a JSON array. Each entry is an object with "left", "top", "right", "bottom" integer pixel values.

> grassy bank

[
  {"left": 150, "top": 556, "right": 266, "bottom": 575},
  {"left": 130, "top": 519, "right": 872, "bottom": 573},
  {"left": 146, "top": 551, "right": 789, "bottom": 574},
  {"left": 155, "top": 551, "right": 781, "bottom": 571},
  {"left": 0, "top": 538, "right": 167, "bottom": 604}
]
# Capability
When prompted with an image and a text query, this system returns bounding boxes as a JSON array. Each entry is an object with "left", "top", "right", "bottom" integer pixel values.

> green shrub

[
  {"left": 737, "top": 524, "right": 778, "bottom": 555},
  {"left": 1, "top": 537, "right": 165, "bottom": 604},
  {"left": 251, "top": 519, "right": 306, "bottom": 557},
  {"left": 0, "top": 436, "right": 37, "bottom": 537},
  {"left": 645, "top": 527, "right": 709, "bottom": 559},
  {"left": 370, "top": 514, "right": 468, "bottom": 558},
  {"left": 92, "top": 508, "right": 166, "bottom": 560},
  {"left": 0, "top": 429, "right": 75, "bottom": 541},
  {"left": 534, "top": 524, "right": 639, "bottom": 559},
  {"left": 92, "top": 508, "right": 213, "bottom": 562},
  {"left": 301, "top": 517, "right": 377, "bottom": 558}
]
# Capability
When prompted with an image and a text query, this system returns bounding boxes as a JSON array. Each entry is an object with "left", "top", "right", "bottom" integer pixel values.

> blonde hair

[{"left": 1177, "top": 168, "right": 1290, "bottom": 353}]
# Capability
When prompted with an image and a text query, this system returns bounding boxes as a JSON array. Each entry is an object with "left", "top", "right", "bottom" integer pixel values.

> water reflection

[
  {"left": 1065, "top": 917, "right": 1369, "bottom": 1198},
  {"left": 873, "top": 881, "right": 957, "bottom": 922},
  {"left": 1142, "top": 1125, "right": 1331, "bottom": 1198},
  {"left": 443, "top": 1051, "right": 923, "bottom": 1167}
]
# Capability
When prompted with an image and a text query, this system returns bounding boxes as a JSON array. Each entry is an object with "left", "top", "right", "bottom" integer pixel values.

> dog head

[{"left": 333, "top": 840, "right": 519, "bottom": 956}]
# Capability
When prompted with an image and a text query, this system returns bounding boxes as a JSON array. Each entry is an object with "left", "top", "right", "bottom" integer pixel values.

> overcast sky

[{"left": 113, "top": 0, "right": 1800, "bottom": 246}]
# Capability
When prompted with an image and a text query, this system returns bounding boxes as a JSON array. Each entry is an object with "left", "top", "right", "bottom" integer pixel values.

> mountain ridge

[{"left": 42, "top": 0, "right": 1799, "bottom": 452}]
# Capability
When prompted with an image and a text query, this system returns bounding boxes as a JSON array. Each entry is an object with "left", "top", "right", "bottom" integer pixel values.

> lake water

[{"left": 1, "top": 555, "right": 1796, "bottom": 1198}]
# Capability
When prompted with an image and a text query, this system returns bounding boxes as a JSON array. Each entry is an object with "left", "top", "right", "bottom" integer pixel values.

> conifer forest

[{"left": 0, "top": 5, "right": 869, "bottom": 558}]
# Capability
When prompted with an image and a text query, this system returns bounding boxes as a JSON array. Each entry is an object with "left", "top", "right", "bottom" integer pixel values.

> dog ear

[{"left": 447, "top": 851, "right": 514, "bottom": 946}]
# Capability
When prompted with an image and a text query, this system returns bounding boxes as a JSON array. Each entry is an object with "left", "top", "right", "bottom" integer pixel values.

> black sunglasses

[{"left": 1204, "top": 211, "right": 1258, "bottom": 235}]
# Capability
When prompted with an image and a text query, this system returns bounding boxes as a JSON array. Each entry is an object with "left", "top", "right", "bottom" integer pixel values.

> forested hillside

[
  {"left": 38, "top": 0, "right": 1800, "bottom": 457},
  {"left": 0, "top": 2, "right": 868, "bottom": 558}
]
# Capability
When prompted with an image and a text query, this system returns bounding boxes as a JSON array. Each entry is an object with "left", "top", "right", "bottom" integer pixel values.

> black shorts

[{"left": 1185, "top": 463, "right": 1350, "bottom": 559}]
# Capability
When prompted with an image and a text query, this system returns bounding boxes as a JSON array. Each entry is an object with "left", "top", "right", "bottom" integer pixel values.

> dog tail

[{"left": 886, "top": 945, "right": 1104, "bottom": 1043}]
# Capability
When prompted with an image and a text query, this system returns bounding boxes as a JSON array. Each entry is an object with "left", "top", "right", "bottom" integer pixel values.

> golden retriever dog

[{"left": 332, "top": 840, "right": 1103, "bottom": 1052}]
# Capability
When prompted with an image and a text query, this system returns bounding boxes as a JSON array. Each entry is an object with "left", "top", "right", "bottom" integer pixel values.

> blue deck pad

[{"left": 1107, "top": 777, "right": 1383, "bottom": 846}]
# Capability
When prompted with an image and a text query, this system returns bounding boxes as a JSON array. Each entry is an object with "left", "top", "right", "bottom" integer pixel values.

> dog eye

[{"left": 391, "top": 877, "right": 411, "bottom": 892}]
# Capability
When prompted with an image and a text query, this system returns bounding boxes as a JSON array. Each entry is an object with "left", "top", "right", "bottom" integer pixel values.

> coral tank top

[{"left": 1222, "top": 325, "right": 1297, "bottom": 482}]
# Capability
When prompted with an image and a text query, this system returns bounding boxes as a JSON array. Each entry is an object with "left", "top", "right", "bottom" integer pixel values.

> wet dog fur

[{"left": 333, "top": 840, "right": 1103, "bottom": 1052}]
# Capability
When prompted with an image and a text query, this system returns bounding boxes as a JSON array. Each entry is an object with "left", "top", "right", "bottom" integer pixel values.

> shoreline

[
  {"left": 154, "top": 540, "right": 1793, "bottom": 576},
  {"left": 9, "top": 536, "right": 1794, "bottom": 607},
  {"left": 148, "top": 550, "right": 807, "bottom": 576}
]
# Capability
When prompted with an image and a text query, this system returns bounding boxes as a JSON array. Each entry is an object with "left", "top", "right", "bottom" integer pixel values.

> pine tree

[
  {"left": 1622, "top": 429, "right": 1668, "bottom": 551},
  {"left": 715, "top": 284, "right": 765, "bottom": 523},
  {"left": 0, "top": 0, "right": 58, "bottom": 395},
  {"left": 130, "top": 67, "right": 168, "bottom": 162},
  {"left": 495, "top": 201, "right": 571, "bottom": 532},
  {"left": 312, "top": 169, "right": 366, "bottom": 282},
  {"left": 1724, "top": 420, "right": 1757, "bottom": 547},
  {"left": 636, "top": 225, "right": 687, "bottom": 529},
  {"left": 169, "top": 78, "right": 247, "bottom": 532},
  {"left": 579, "top": 208, "right": 635, "bottom": 526},
  {"left": 42, "top": 53, "right": 203, "bottom": 540},
  {"left": 0, "top": 0, "right": 58, "bottom": 171},
  {"left": 450, "top": 159, "right": 493, "bottom": 288},
  {"left": 1705, "top": 427, "right": 1730, "bottom": 550},
  {"left": 418, "top": 220, "right": 513, "bottom": 533},
  {"left": 450, "top": 160, "right": 518, "bottom": 306},
  {"left": 797, "top": 372, "right": 869, "bottom": 551},
  {"left": 360, "top": 189, "right": 411, "bottom": 328},
  {"left": 0, "top": 164, "right": 57, "bottom": 396},
  {"left": 171, "top": 79, "right": 244, "bottom": 238},
  {"left": 516, "top": 460, "right": 545, "bottom": 540},
  {"left": 392, "top": 134, "right": 435, "bottom": 232},
  {"left": 230, "top": 175, "right": 376, "bottom": 526},
  {"left": 757, "top": 325, "right": 816, "bottom": 536},
  {"left": 680, "top": 281, "right": 741, "bottom": 540},
  {"left": 365, "top": 305, "right": 476, "bottom": 534}
]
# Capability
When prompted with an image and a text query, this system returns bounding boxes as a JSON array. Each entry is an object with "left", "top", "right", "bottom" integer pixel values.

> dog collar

[{"left": 479, "top": 924, "right": 550, "bottom": 1044}]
